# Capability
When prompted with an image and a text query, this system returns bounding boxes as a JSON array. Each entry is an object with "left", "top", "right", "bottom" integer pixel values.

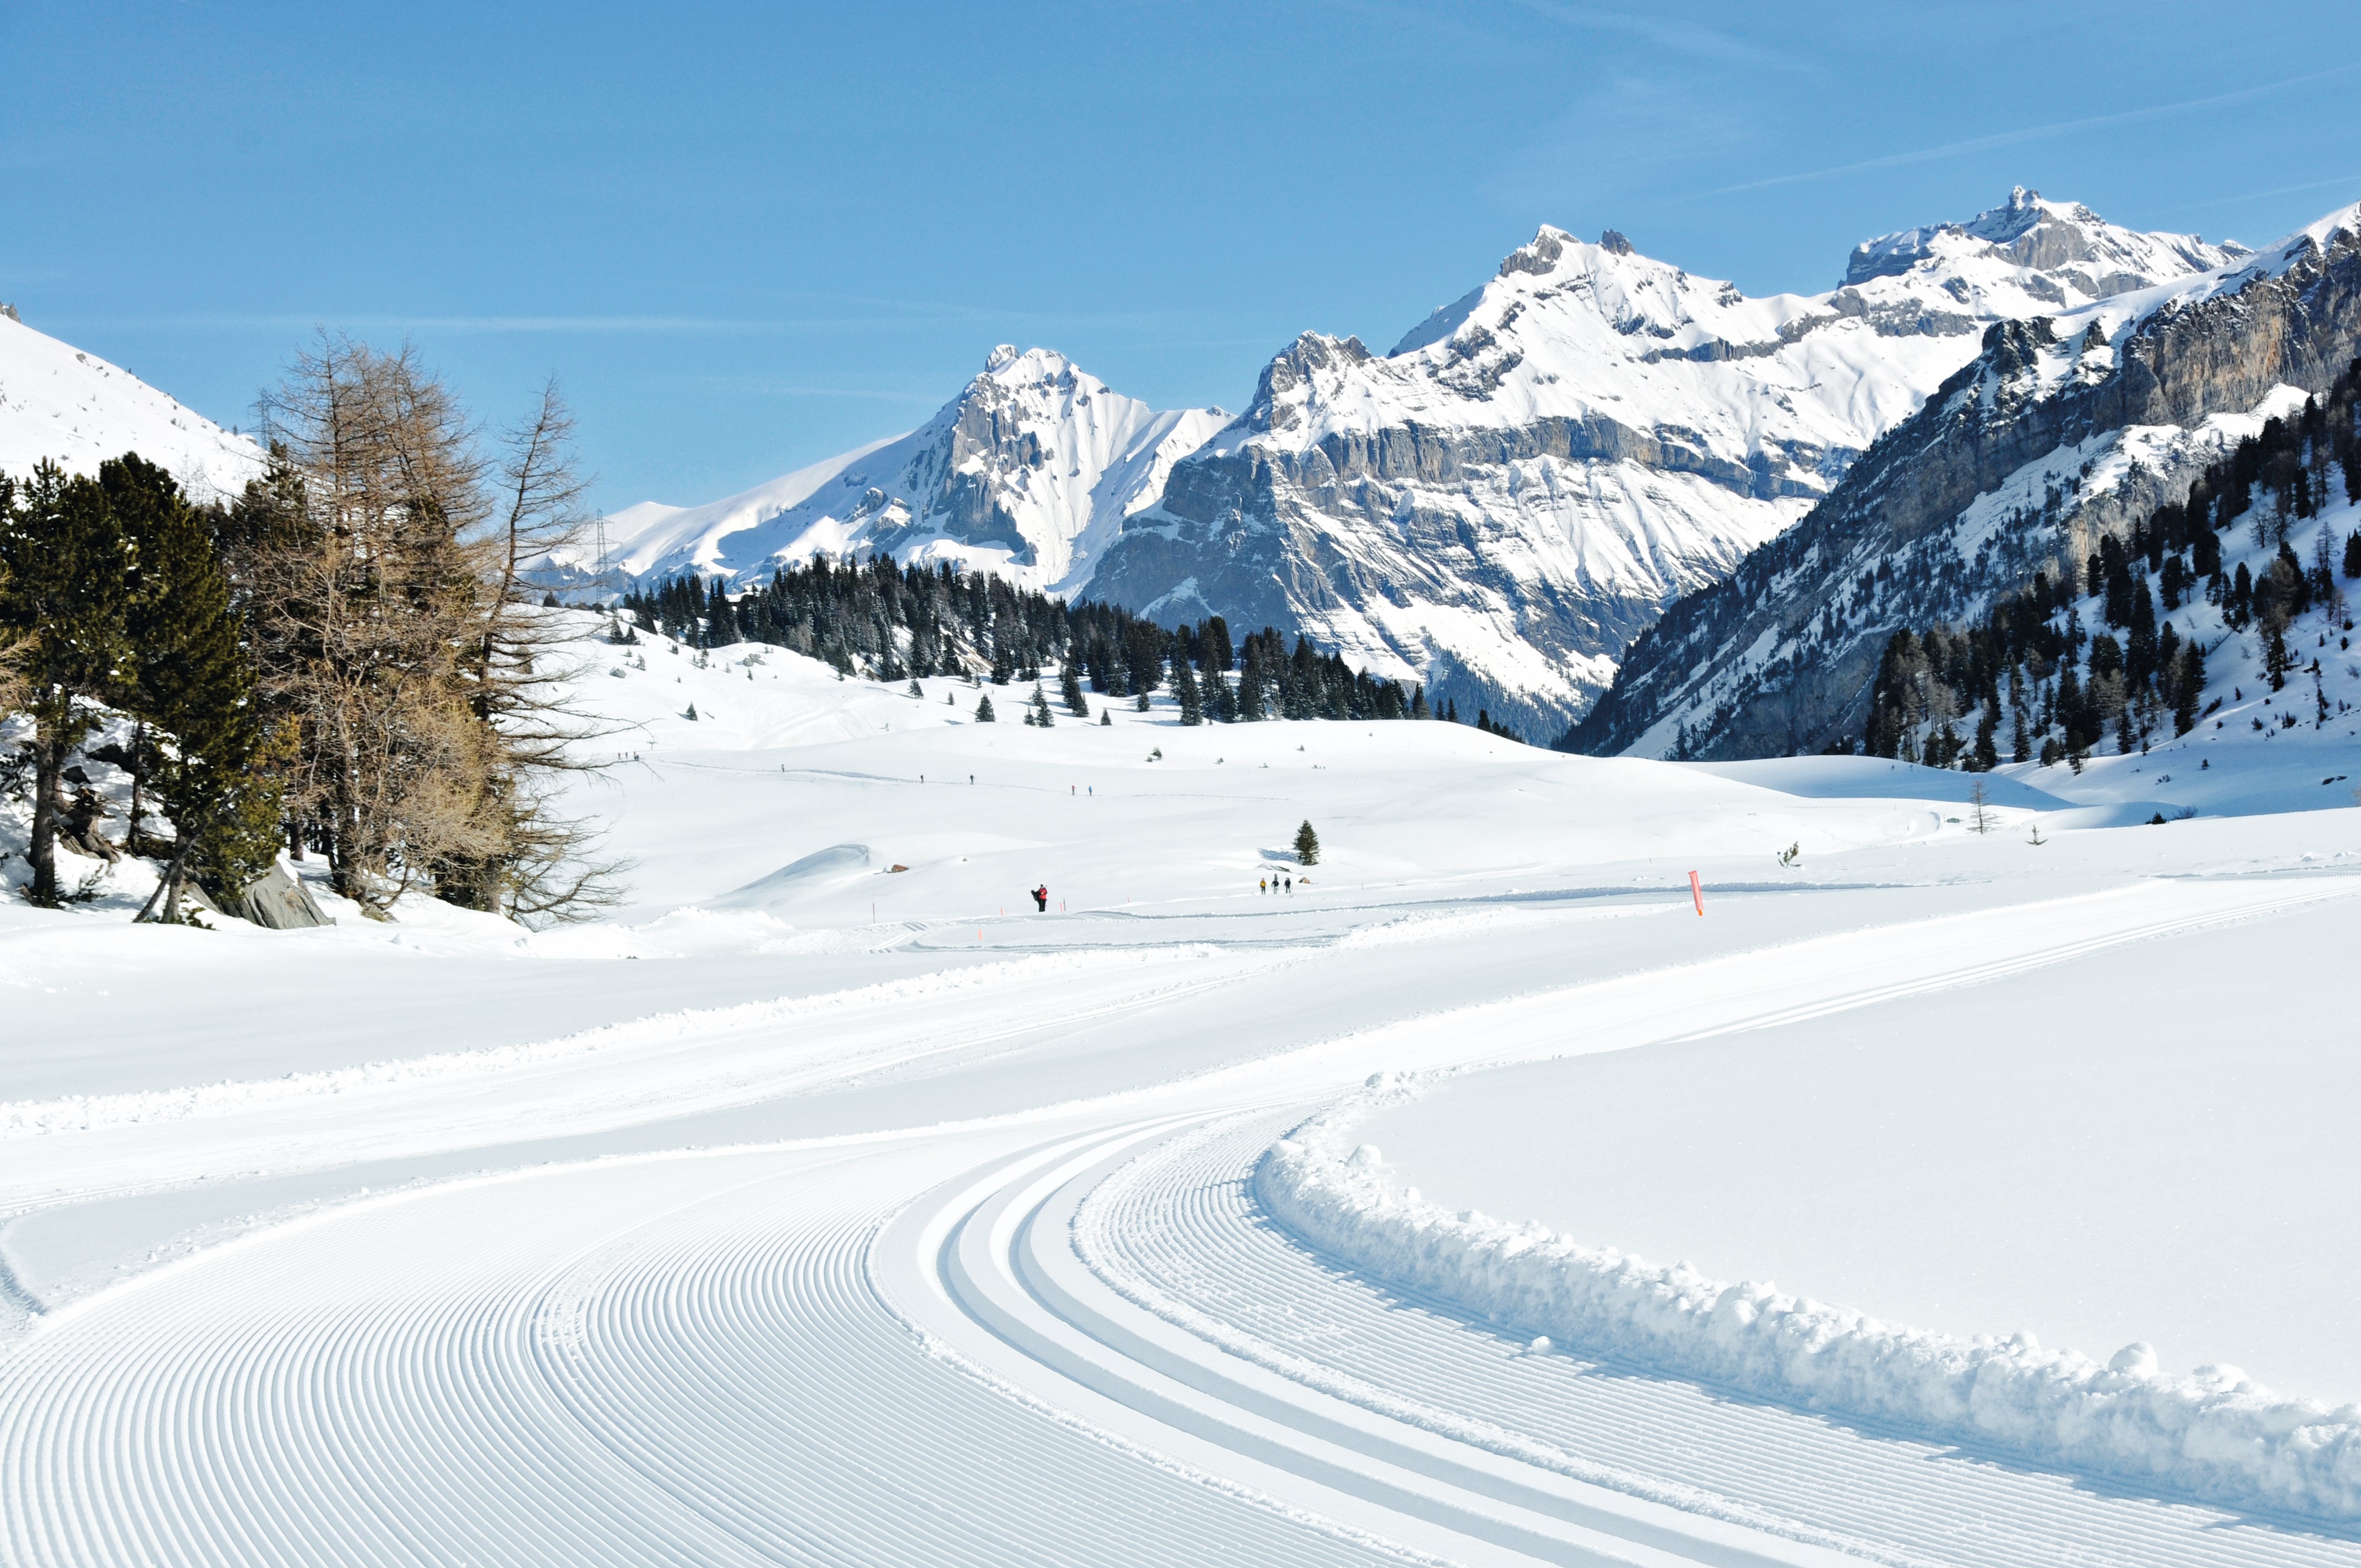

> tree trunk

[
  {"left": 126, "top": 720, "right": 146, "bottom": 851},
  {"left": 134, "top": 833, "right": 198, "bottom": 924},
  {"left": 26, "top": 734, "right": 64, "bottom": 907}
]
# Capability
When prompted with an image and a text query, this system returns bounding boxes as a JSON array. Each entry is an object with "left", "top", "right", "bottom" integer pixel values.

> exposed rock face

[
  {"left": 220, "top": 864, "right": 334, "bottom": 929},
  {"left": 1570, "top": 208, "right": 2361, "bottom": 760},
  {"left": 592, "top": 347, "right": 1226, "bottom": 597},
  {"left": 1085, "top": 192, "right": 2243, "bottom": 736}
]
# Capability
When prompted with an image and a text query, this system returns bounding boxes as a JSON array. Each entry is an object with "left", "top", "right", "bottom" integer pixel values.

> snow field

[
  {"left": 8, "top": 623, "right": 2361, "bottom": 1564},
  {"left": 1347, "top": 899, "right": 2361, "bottom": 1401},
  {"left": 1259, "top": 898, "right": 2361, "bottom": 1527}
]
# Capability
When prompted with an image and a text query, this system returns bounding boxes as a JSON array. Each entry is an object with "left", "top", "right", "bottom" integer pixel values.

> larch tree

[{"left": 231, "top": 338, "right": 619, "bottom": 921}]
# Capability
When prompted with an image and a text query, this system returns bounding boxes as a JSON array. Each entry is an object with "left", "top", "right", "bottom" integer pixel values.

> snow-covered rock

[
  {"left": 1573, "top": 200, "right": 2361, "bottom": 760},
  {"left": 0, "top": 308, "right": 260, "bottom": 498},
  {"left": 1084, "top": 190, "right": 2246, "bottom": 734},
  {"left": 586, "top": 346, "right": 1226, "bottom": 597}
]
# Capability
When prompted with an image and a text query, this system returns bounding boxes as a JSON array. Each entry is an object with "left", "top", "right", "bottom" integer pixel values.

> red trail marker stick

[{"left": 1689, "top": 870, "right": 1705, "bottom": 916}]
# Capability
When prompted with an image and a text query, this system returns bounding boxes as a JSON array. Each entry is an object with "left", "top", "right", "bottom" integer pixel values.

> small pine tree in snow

[
  {"left": 909, "top": 678, "right": 923, "bottom": 699},
  {"left": 1099, "top": 709, "right": 1111, "bottom": 726},
  {"left": 684, "top": 702, "right": 698, "bottom": 721},
  {"left": 975, "top": 693, "right": 996, "bottom": 722},
  {"left": 1135, "top": 688, "right": 1150, "bottom": 712},
  {"left": 1061, "top": 662, "right": 1090, "bottom": 718},
  {"left": 1174, "top": 659, "right": 1204, "bottom": 726},
  {"left": 1293, "top": 819, "right": 1320, "bottom": 865},
  {"left": 2264, "top": 615, "right": 2294, "bottom": 691},
  {"left": 1031, "top": 683, "right": 1055, "bottom": 727}
]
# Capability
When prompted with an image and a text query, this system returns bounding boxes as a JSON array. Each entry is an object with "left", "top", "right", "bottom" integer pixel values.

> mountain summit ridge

[
  {"left": 588, "top": 346, "right": 1225, "bottom": 597},
  {"left": 1080, "top": 190, "right": 2245, "bottom": 733}
]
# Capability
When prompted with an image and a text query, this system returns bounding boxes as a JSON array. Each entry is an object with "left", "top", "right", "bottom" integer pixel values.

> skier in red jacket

[{"left": 1032, "top": 884, "right": 1049, "bottom": 912}]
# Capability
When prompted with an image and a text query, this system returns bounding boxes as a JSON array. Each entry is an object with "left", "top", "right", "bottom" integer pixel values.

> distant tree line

[
  {"left": 0, "top": 339, "right": 619, "bottom": 922},
  {"left": 619, "top": 559, "right": 1459, "bottom": 728},
  {"left": 1861, "top": 358, "right": 2361, "bottom": 769}
]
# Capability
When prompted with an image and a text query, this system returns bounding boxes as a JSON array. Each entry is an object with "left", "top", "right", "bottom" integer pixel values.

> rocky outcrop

[
  {"left": 218, "top": 863, "right": 334, "bottom": 929},
  {"left": 1085, "top": 192, "right": 2244, "bottom": 737},
  {"left": 1570, "top": 211, "right": 2361, "bottom": 759}
]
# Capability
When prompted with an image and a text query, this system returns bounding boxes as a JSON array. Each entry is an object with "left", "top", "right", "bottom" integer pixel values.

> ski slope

[{"left": 4, "top": 616, "right": 2359, "bottom": 1566}]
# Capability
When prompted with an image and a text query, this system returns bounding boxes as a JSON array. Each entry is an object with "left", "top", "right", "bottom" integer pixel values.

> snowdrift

[{"left": 1256, "top": 1074, "right": 2361, "bottom": 1522}]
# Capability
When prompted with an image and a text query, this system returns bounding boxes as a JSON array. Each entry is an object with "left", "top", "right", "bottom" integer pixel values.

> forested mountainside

[{"left": 1568, "top": 204, "right": 2361, "bottom": 761}]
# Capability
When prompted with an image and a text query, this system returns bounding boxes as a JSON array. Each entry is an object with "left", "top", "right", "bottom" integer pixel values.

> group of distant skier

[{"left": 1021, "top": 873, "right": 1302, "bottom": 910}]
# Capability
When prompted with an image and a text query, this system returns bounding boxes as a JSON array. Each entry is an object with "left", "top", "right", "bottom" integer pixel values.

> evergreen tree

[
  {"left": 1174, "top": 657, "right": 1203, "bottom": 725},
  {"left": 0, "top": 463, "right": 130, "bottom": 906},
  {"left": 2172, "top": 644, "right": 2205, "bottom": 734},
  {"left": 975, "top": 692, "right": 996, "bottom": 722},
  {"left": 1099, "top": 709, "right": 1111, "bottom": 726},
  {"left": 1200, "top": 614, "right": 1233, "bottom": 674},
  {"left": 2126, "top": 580, "right": 2158, "bottom": 685},
  {"left": 1211, "top": 673, "right": 1238, "bottom": 722},
  {"left": 2009, "top": 669, "right": 2031, "bottom": 763},
  {"left": 2263, "top": 615, "right": 2293, "bottom": 691},
  {"left": 1971, "top": 703, "right": 1999, "bottom": 771},
  {"left": 1060, "top": 661, "right": 1089, "bottom": 717},
  {"left": 2344, "top": 530, "right": 2361, "bottom": 580},
  {"left": 1293, "top": 819, "right": 1320, "bottom": 865},
  {"left": 1030, "top": 682, "right": 1054, "bottom": 726},
  {"left": 105, "top": 457, "right": 283, "bottom": 922},
  {"left": 1237, "top": 655, "right": 1267, "bottom": 721},
  {"left": 908, "top": 678, "right": 923, "bottom": 699},
  {"left": 1134, "top": 687, "right": 1150, "bottom": 712}
]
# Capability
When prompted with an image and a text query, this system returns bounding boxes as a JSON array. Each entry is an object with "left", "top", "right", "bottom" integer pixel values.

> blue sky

[{"left": 7, "top": 2, "right": 2358, "bottom": 514}]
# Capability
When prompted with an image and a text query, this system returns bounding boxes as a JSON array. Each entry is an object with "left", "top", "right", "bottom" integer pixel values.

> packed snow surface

[{"left": 3, "top": 611, "right": 2359, "bottom": 1564}]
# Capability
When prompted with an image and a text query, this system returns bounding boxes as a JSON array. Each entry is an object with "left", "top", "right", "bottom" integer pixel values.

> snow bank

[{"left": 1256, "top": 1074, "right": 2361, "bottom": 1522}]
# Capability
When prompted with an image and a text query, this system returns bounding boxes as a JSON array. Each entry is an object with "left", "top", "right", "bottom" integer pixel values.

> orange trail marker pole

[{"left": 1689, "top": 870, "right": 1705, "bottom": 916}]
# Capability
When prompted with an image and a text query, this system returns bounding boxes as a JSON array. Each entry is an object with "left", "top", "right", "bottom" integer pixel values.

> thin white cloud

[{"left": 1702, "top": 62, "right": 2361, "bottom": 196}]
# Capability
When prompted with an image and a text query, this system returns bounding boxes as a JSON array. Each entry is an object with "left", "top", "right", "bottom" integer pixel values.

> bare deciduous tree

[{"left": 228, "top": 337, "right": 625, "bottom": 921}]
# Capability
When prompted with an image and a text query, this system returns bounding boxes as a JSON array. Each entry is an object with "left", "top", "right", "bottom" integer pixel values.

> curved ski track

[{"left": 6, "top": 875, "right": 2359, "bottom": 1565}]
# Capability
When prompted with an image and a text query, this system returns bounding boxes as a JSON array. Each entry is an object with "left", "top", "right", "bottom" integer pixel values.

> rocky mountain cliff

[
  {"left": 590, "top": 347, "right": 1226, "bottom": 597},
  {"left": 1081, "top": 190, "right": 2247, "bottom": 736},
  {"left": 1568, "top": 203, "right": 2361, "bottom": 759}
]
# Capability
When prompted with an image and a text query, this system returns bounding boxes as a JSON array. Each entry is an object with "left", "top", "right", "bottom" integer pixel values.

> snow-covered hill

[
  {"left": 0, "top": 308, "right": 260, "bottom": 497},
  {"left": 589, "top": 346, "right": 1226, "bottom": 596},
  {"left": 1084, "top": 190, "right": 2247, "bottom": 734},
  {"left": 1574, "top": 200, "right": 2361, "bottom": 760}
]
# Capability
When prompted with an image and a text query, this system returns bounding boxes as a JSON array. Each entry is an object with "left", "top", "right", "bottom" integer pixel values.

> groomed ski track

[{"left": 6, "top": 875, "right": 2359, "bottom": 1566}]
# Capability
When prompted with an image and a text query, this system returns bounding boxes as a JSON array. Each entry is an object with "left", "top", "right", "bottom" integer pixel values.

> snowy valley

[{"left": 6, "top": 182, "right": 2361, "bottom": 1568}]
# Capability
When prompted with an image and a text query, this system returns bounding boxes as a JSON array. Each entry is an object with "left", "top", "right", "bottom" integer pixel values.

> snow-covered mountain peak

[
  {"left": 1846, "top": 187, "right": 2248, "bottom": 297},
  {"left": 1089, "top": 190, "right": 2262, "bottom": 734},
  {"left": 594, "top": 346, "right": 1226, "bottom": 596}
]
